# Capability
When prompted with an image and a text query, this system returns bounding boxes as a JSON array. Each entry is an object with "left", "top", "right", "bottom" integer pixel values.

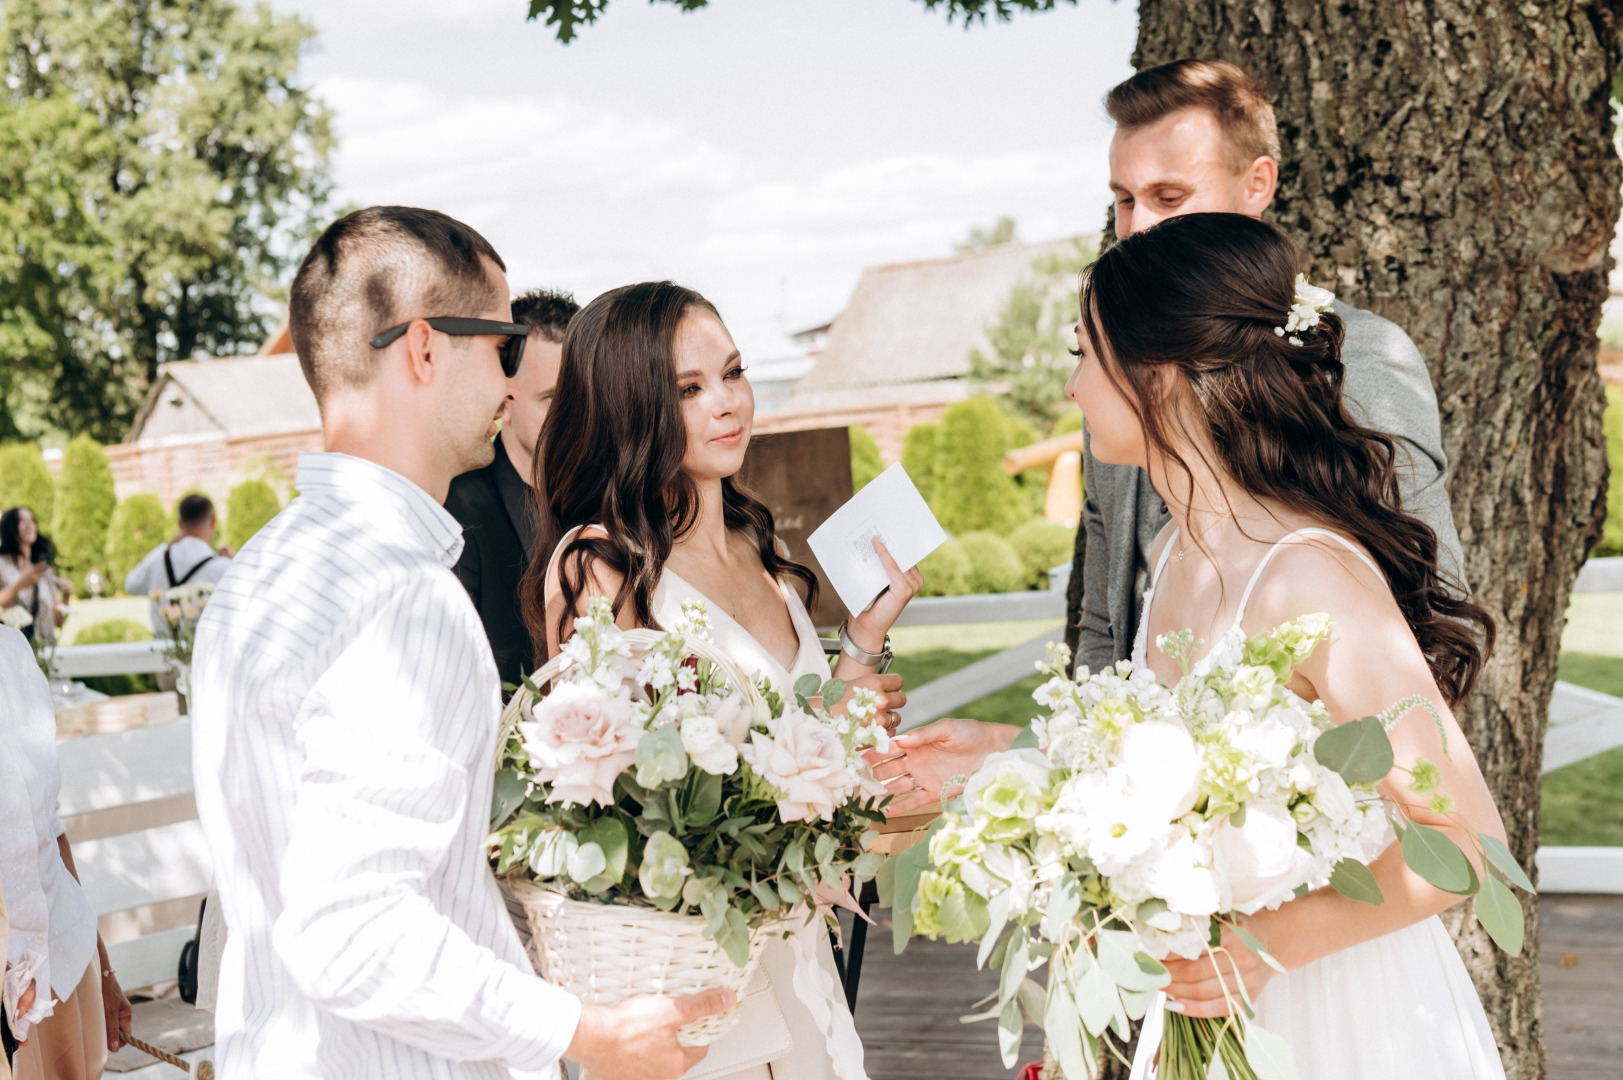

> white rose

[
  {"left": 680, "top": 714, "right": 740, "bottom": 775},
  {"left": 741, "top": 714, "right": 851, "bottom": 823},
  {"left": 1144, "top": 832, "right": 1221, "bottom": 917},
  {"left": 1213, "top": 802, "right": 1310, "bottom": 915},
  {"left": 1118, "top": 721, "right": 1201, "bottom": 821},
  {"left": 1311, "top": 767, "right": 1358, "bottom": 823}
]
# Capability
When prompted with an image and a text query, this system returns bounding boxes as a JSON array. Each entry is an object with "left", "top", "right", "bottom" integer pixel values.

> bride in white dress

[
  {"left": 885, "top": 213, "right": 1508, "bottom": 1078},
  {"left": 532, "top": 280, "right": 923, "bottom": 1080}
]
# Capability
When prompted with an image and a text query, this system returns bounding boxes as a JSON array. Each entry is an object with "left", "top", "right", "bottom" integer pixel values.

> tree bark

[{"left": 1065, "top": 4, "right": 1622, "bottom": 1078}]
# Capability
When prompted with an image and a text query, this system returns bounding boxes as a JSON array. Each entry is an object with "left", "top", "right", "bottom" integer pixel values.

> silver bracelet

[{"left": 837, "top": 620, "right": 892, "bottom": 667}]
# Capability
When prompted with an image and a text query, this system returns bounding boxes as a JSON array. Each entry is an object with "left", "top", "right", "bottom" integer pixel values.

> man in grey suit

[
  {"left": 882, "top": 58, "right": 1470, "bottom": 813},
  {"left": 1075, "top": 58, "right": 1466, "bottom": 675}
]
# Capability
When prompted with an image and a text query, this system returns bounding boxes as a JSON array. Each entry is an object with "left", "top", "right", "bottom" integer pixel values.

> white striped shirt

[{"left": 191, "top": 451, "right": 579, "bottom": 1079}]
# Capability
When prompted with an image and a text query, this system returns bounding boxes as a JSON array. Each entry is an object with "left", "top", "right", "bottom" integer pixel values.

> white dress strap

[
  {"left": 1149, "top": 527, "right": 1180, "bottom": 591},
  {"left": 544, "top": 523, "right": 592, "bottom": 589},
  {"left": 1234, "top": 527, "right": 1385, "bottom": 625}
]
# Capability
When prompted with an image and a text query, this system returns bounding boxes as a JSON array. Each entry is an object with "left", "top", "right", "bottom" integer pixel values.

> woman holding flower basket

[
  {"left": 495, "top": 281, "right": 921, "bottom": 1080},
  {"left": 887, "top": 214, "right": 1512, "bottom": 1079}
]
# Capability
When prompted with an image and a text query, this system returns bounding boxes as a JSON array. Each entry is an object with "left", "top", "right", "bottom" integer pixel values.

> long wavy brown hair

[
  {"left": 520, "top": 280, "right": 818, "bottom": 652},
  {"left": 1080, "top": 213, "right": 1493, "bottom": 705}
]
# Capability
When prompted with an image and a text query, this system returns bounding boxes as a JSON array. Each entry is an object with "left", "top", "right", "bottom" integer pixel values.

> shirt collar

[{"left": 294, "top": 451, "right": 465, "bottom": 567}]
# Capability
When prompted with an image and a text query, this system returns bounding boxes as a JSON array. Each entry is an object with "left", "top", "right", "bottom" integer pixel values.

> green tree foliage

[
  {"left": 901, "top": 422, "right": 942, "bottom": 507},
  {"left": 226, "top": 479, "right": 281, "bottom": 551},
  {"left": 0, "top": 0, "right": 335, "bottom": 441},
  {"left": 969, "top": 241, "right": 1095, "bottom": 432},
  {"left": 51, "top": 435, "right": 116, "bottom": 590},
  {"left": 849, "top": 426, "right": 884, "bottom": 492},
  {"left": 106, "top": 493, "right": 170, "bottom": 587},
  {"left": 526, "top": 0, "right": 1077, "bottom": 42},
  {"left": 956, "top": 216, "right": 1018, "bottom": 253},
  {"left": 0, "top": 443, "right": 55, "bottom": 523},
  {"left": 957, "top": 532, "right": 1025, "bottom": 594},
  {"left": 932, "top": 396, "right": 1034, "bottom": 535},
  {"left": 917, "top": 537, "right": 972, "bottom": 596},
  {"left": 1600, "top": 385, "right": 1623, "bottom": 557},
  {"left": 1008, "top": 518, "right": 1075, "bottom": 589}
]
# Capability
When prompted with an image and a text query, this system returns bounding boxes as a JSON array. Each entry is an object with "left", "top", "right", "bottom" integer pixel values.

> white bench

[{"left": 57, "top": 716, "right": 214, "bottom": 1077}]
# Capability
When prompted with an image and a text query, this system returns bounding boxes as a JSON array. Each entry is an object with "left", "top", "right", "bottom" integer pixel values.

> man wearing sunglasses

[{"left": 189, "top": 205, "right": 728, "bottom": 1080}]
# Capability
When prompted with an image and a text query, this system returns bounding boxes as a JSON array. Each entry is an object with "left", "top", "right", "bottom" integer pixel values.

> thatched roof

[
  {"left": 790, "top": 235, "right": 1095, "bottom": 398},
  {"left": 128, "top": 354, "right": 319, "bottom": 445}
]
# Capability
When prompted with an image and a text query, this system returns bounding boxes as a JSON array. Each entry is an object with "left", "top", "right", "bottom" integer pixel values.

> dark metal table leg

[{"left": 842, "top": 880, "right": 880, "bottom": 1015}]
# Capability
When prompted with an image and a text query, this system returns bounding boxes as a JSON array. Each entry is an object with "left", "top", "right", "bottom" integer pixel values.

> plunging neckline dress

[
  {"left": 1126, "top": 527, "right": 1506, "bottom": 1080},
  {"left": 549, "top": 527, "right": 866, "bottom": 1080}
]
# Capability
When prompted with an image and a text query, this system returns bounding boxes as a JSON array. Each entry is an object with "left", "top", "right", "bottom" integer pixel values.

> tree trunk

[{"left": 1063, "top": 4, "right": 1623, "bottom": 1078}]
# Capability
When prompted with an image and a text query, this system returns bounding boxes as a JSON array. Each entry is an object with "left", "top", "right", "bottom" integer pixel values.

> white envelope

[{"left": 808, "top": 462, "right": 947, "bottom": 617}]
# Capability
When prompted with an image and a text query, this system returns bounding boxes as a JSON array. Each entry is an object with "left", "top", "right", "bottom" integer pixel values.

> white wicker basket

[
  {"left": 513, "top": 882, "right": 772, "bottom": 1045},
  {"left": 500, "top": 627, "right": 773, "bottom": 1046}
]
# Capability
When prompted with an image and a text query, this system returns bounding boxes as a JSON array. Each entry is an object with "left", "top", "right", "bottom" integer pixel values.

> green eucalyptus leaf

[
  {"left": 997, "top": 998, "right": 1023, "bottom": 1069},
  {"left": 1009, "top": 725, "right": 1039, "bottom": 750},
  {"left": 778, "top": 874, "right": 804, "bottom": 906},
  {"left": 852, "top": 851, "right": 885, "bottom": 882},
  {"left": 1313, "top": 716, "right": 1394, "bottom": 783},
  {"left": 978, "top": 891, "right": 1013, "bottom": 970},
  {"left": 490, "top": 766, "right": 527, "bottom": 829},
  {"left": 1230, "top": 923, "right": 1287, "bottom": 975},
  {"left": 716, "top": 905, "right": 752, "bottom": 968},
  {"left": 821, "top": 678, "right": 848, "bottom": 706},
  {"left": 1096, "top": 930, "right": 1168, "bottom": 992},
  {"left": 999, "top": 932, "right": 1029, "bottom": 1006},
  {"left": 750, "top": 878, "right": 780, "bottom": 911},
  {"left": 568, "top": 841, "right": 607, "bottom": 884},
  {"left": 1071, "top": 950, "right": 1119, "bottom": 1037},
  {"left": 1044, "top": 981, "right": 1093, "bottom": 1080},
  {"left": 579, "top": 817, "right": 630, "bottom": 884},
  {"left": 686, "top": 769, "right": 724, "bottom": 826},
  {"left": 1017, "top": 977, "right": 1046, "bottom": 1026},
  {"left": 1474, "top": 865, "right": 1526, "bottom": 955},
  {"left": 794, "top": 673, "right": 821, "bottom": 711},
  {"left": 939, "top": 884, "right": 991, "bottom": 944},
  {"left": 1243, "top": 1023, "right": 1298, "bottom": 1080},
  {"left": 1042, "top": 876, "right": 1082, "bottom": 944},
  {"left": 1479, "top": 834, "right": 1536, "bottom": 893},
  {"left": 814, "top": 833, "right": 837, "bottom": 864},
  {"left": 1119, "top": 987, "right": 1157, "bottom": 1021},
  {"left": 1328, "top": 857, "right": 1384, "bottom": 905},
  {"left": 1401, "top": 822, "right": 1476, "bottom": 894}
]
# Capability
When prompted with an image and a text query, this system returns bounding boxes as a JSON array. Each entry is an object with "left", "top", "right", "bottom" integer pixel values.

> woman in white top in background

[
  {"left": 0, "top": 510, "right": 66, "bottom": 647},
  {"left": 1, "top": 627, "right": 131, "bottom": 1080},
  {"left": 529, "top": 281, "right": 922, "bottom": 1080}
]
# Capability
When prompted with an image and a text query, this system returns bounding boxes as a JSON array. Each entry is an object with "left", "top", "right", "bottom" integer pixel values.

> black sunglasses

[{"left": 370, "top": 317, "right": 529, "bottom": 377}]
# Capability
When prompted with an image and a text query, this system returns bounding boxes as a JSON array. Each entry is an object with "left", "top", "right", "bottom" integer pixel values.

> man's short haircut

[
  {"left": 178, "top": 493, "right": 214, "bottom": 527},
  {"left": 1105, "top": 59, "right": 1281, "bottom": 171},
  {"left": 288, "top": 206, "right": 507, "bottom": 404},
  {"left": 511, "top": 288, "right": 580, "bottom": 346}
]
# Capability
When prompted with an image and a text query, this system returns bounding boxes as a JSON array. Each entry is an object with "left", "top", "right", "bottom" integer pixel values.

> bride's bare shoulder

[{"left": 1247, "top": 531, "right": 1400, "bottom": 631}]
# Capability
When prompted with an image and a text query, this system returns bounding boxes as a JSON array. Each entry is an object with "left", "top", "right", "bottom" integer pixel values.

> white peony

[
  {"left": 680, "top": 713, "right": 740, "bottom": 775},
  {"left": 1213, "top": 802, "right": 1310, "bottom": 914},
  {"left": 1311, "top": 766, "right": 1358, "bottom": 822},
  {"left": 1118, "top": 720, "right": 1202, "bottom": 821},
  {"left": 1144, "top": 832, "right": 1221, "bottom": 917}
]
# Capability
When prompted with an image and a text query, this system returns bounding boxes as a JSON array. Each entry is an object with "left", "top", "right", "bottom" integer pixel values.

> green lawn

[{"left": 889, "top": 620, "right": 1059, "bottom": 727}]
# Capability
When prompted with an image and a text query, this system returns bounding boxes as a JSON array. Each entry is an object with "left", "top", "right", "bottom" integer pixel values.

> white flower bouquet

[
  {"left": 490, "top": 597, "right": 891, "bottom": 1043},
  {"left": 150, "top": 582, "right": 214, "bottom": 695},
  {"left": 887, "top": 616, "right": 1534, "bottom": 1080}
]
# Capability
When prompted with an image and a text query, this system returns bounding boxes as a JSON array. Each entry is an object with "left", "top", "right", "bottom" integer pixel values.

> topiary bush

[
  {"left": 226, "top": 480, "right": 281, "bottom": 552},
  {"left": 70, "top": 617, "right": 159, "bottom": 696},
  {"left": 917, "top": 538, "right": 972, "bottom": 596},
  {"left": 933, "top": 397, "right": 1031, "bottom": 536},
  {"left": 0, "top": 443, "right": 56, "bottom": 525},
  {"left": 1008, "top": 518, "right": 1076, "bottom": 589},
  {"left": 106, "top": 494, "right": 170, "bottom": 588},
  {"left": 52, "top": 435, "right": 117, "bottom": 593},
  {"left": 958, "top": 531, "right": 1026, "bottom": 594},
  {"left": 1600, "top": 385, "right": 1623, "bottom": 557},
  {"left": 901, "top": 422, "right": 941, "bottom": 508},
  {"left": 849, "top": 426, "right": 883, "bottom": 492}
]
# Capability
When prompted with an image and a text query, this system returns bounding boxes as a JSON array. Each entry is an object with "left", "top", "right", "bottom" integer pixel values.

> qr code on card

[{"left": 850, "top": 522, "right": 883, "bottom": 563}]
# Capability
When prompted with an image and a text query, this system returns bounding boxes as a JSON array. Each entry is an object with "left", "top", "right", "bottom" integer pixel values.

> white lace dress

[
  {"left": 552, "top": 527, "right": 869, "bottom": 1080},
  {"left": 1127, "top": 528, "right": 1506, "bottom": 1080}
]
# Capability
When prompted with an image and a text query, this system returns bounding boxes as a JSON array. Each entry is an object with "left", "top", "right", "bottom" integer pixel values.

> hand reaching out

[
  {"left": 871, "top": 718, "right": 1019, "bottom": 816},
  {"left": 567, "top": 988, "right": 736, "bottom": 1080}
]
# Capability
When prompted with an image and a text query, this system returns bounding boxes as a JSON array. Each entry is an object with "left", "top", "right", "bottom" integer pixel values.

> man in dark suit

[{"left": 444, "top": 288, "right": 578, "bottom": 692}]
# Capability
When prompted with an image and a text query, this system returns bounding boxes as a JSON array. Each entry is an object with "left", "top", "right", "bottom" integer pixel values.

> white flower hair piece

[{"left": 1274, "top": 274, "right": 1336, "bottom": 346}]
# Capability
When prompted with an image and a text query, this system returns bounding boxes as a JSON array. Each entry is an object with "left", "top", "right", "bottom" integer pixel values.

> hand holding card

[{"left": 808, "top": 463, "right": 947, "bottom": 616}]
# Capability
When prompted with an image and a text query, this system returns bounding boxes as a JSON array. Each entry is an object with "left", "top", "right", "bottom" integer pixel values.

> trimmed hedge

[
  {"left": 958, "top": 532, "right": 1026, "bottom": 594},
  {"left": 902, "top": 422, "right": 941, "bottom": 508},
  {"left": 917, "top": 538, "right": 972, "bottom": 597},
  {"left": 71, "top": 617, "right": 158, "bottom": 696},
  {"left": 106, "top": 494, "right": 170, "bottom": 588},
  {"left": 52, "top": 435, "right": 116, "bottom": 592},
  {"left": 933, "top": 397, "right": 1032, "bottom": 536},
  {"left": 0, "top": 443, "right": 55, "bottom": 525},
  {"left": 849, "top": 426, "right": 883, "bottom": 493},
  {"left": 226, "top": 480, "right": 281, "bottom": 551},
  {"left": 1008, "top": 518, "right": 1076, "bottom": 589}
]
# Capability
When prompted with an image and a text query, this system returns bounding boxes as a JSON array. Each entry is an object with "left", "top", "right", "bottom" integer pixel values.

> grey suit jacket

[{"left": 1074, "top": 301, "right": 1466, "bottom": 675}]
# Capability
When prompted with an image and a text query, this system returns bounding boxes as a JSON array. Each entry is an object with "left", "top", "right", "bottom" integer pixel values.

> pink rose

[
  {"left": 742, "top": 715, "right": 851, "bottom": 823},
  {"left": 519, "top": 683, "right": 640, "bottom": 807}
]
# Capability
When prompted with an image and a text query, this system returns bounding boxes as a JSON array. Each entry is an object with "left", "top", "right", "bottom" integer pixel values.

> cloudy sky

[{"left": 265, "top": 0, "right": 1138, "bottom": 365}]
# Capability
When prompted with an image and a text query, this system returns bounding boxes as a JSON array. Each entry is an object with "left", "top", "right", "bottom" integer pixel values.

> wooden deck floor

[{"left": 846, "top": 894, "right": 1623, "bottom": 1079}]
